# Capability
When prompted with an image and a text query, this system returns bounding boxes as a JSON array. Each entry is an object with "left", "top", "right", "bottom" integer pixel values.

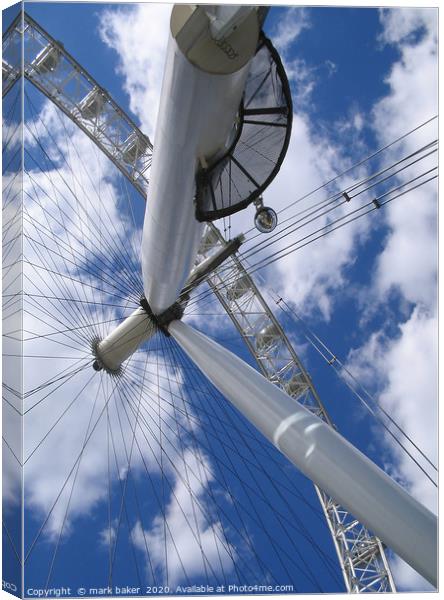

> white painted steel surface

[
  {"left": 141, "top": 6, "right": 259, "bottom": 314},
  {"left": 95, "top": 307, "right": 154, "bottom": 372},
  {"left": 169, "top": 319, "right": 437, "bottom": 587}
]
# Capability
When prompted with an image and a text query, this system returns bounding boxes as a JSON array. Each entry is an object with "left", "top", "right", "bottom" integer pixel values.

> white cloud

[
  {"left": 271, "top": 8, "right": 311, "bottom": 55},
  {"left": 378, "top": 308, "right": 437, "bottom": 504},
  {"left": 345, "top": 308, "right": 437, "bottom": 591},
  {"left": 99, "top": 519, "right": 117, "bottom": 549},
  {"left": 283, "top": 58, "right": 316, "bottom": 108},
  {"left": 269, "top": 9, "right": 336, "bottom": 111},
  {"left": 346, "top": 308, "right": 437, "bottom": 500},
  {"left": 378, "top": 7, "right": 437, "bottom": 46},
  {"left": 98, "top": 4, "right": 171, "bottom": 138},
  {"left": 132, "top": 450, "right": 234, "bottom": 586},
  {"left": 372, "top": 9, "right": 438, "bottom": 311}
]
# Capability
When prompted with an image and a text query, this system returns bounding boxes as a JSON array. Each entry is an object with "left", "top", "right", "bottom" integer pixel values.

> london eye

[{"left": 2, "top": 4, "right": 438, "bottom": 595}]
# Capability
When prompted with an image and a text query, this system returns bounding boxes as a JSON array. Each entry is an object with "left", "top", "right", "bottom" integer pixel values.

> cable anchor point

[{"left": 140, "top": 296, "right": 184, "bottom": 337}]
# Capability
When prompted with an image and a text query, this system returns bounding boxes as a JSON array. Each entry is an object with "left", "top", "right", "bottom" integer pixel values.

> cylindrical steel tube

[
  {"left": 169, "top": 319, "right": 437, "bottom": 587},
  {"left": 141, "top": 6, "right": 259, "bottom": 314},
  {"left": 95, "top": 307, "right": 155, "bottom": 372}
]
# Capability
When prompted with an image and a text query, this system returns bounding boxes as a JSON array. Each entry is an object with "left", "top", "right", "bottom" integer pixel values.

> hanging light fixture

[{"left": 254, "top": 196, "right": 278, "bottom": 233}]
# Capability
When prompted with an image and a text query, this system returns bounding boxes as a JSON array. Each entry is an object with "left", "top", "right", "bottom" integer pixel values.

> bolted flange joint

[{"left": 140, "top": 296, "right": 184, "bottom": 337}]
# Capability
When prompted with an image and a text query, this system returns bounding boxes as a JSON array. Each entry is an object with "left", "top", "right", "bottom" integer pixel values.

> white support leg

[
  {"left": 168, "top": 319, "right": 437, "bottom": 587},
  {"left": 141, "top": 5, "right": 260, "bottom": 314}
]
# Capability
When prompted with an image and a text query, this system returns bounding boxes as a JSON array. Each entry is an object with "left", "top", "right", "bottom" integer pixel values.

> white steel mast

[
  {"left": 168, "top": 319, "right": 436, "bottom": 586},
  {"left": 141, "top": 5, "right": 260, "bottom": 313}
]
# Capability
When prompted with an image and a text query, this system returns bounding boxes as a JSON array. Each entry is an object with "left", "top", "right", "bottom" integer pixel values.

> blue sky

[{"left": 2, "top": 2, "right": 438, "bottom": 596}]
